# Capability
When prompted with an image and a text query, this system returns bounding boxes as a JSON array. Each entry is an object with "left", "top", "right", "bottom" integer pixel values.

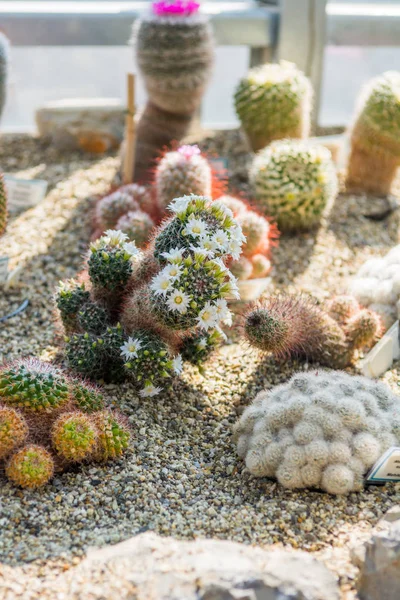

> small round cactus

[
  {"left": 77, "top": 302, "right": 110, "bottom": 335},
  {"left": 6, "top": 445, "right": 55, "bottom": 489},
  {"left": 230, "top": 256, "right": 253, "bottom": 281},
  {"left": 55, "top": 279, "right": 91, "bottom": 333},
  {"left": 93, "top": 411, "right": 130, "bottom": 461},
  {"left": 0, "top": 406, "right": 28, "bottom": 459},
  {"left": 117, "top": 183, "right": 153, "bottom": 214},
  {"left": 52, "top": 412, "right": 98, "bottom": 462},
  {"left": 71, "top": 381, "right": 105, "bottom": 413},
  {"left": 234, "top": 61, "right": 313, "bottom": 152},
  {"left": 155, "top": 145, "right": 212, "bottom": 209},
  {"left": 96, "top": 191, "right": 139, "bottom": 230},
  {"left": 346, "top": 71, "right": 400, "bottom": 195},
  {"left": 238, "top": 210, "right": 271, "bottom": 257},
  {"left": 326, "top": 295, "right": 359, "bottom": 326},
  {"left": 0, "top": 359, "right": 69, "bottom": 412},
  {"left": 234, "top": 370, "right": 400, "bottom": 495},
  {"left": 179, "top": 329, "right": 224, "bottom": 371},
  {"left": 116, "top": 210, "right": 155, "bottom": 249},
  {"left": 250, "top": 140, "right": 338, "bottom": 232},
  {"left": 250, "top": 254, "right": 271, "bottom": 278}
]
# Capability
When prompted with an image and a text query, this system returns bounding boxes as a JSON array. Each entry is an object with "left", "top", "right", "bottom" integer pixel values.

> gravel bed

[{"left": 0, "top": 133, "right": 400, "bottom": 598}]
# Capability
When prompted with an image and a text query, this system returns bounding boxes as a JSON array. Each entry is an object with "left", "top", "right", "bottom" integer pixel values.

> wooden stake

[{"left": 122, "top": 73, "right": 136, "bottom": 184}]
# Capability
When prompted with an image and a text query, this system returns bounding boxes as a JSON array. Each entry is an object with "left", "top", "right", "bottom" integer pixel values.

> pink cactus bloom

[
  {"left": 152, "top": 0, "right": 200, "bottom": 16},
  {"left": 177, "top": 145, "right": 201, "bottom": 159}
]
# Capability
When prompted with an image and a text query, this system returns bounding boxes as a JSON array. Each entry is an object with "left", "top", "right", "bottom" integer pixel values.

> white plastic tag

[
  {"left": 366, "top": 447, "right": 400, "bottom": 484},
  {"left": 361, "top": 321, "right": 399, "bottom": 378},
  {"left": 4, "top": 175, "right": 48, "bottom": 211},
  {"left": 0, "top": 256, "right": 9, "bottom": 284}
]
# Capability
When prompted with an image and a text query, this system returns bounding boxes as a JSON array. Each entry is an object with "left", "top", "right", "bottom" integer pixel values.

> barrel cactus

[
  {"left": 234, "top": 370, "right": 400, "bottom": 495},
  {"left": 131, "top": 0, "right": 214, "bottom": 182},
  {"left": 244, "top": 293, "right": 381, "bottom": 369},
  {"left": 250, "top": 140, "right": 338, "bottom": 232},
  {"left": 234, "top": 61, "right": 313, "bottom": 152},
  {"left": 346, "top": 71, "right": 400, "bottom": 195},
  {"left": 0, "top": 358, "right": 130, "bottom": 489}
]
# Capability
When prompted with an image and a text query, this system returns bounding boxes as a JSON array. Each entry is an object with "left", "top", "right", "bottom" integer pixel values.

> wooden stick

[{"left": 122, "top": 73, "right": 136, "bottom": 184}]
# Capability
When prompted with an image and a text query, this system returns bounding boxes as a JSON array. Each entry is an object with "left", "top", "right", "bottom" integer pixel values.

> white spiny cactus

[{"left": 234, "top": 370, "right": 400, "bottom": 495}]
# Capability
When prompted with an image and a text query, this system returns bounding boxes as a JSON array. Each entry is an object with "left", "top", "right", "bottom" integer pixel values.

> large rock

[
  {"left": 51, "top": 532, "right": 339, "bottom": 600},
  {"left": 357, "top": 506, "right": 400, "bottom": 600},
  {"left": 36, "top": 98, "right": 125, "bottom": 153}
]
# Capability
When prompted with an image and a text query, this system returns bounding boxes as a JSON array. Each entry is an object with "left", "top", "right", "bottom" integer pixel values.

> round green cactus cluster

[
  {"left": 122, "top": 331, "right": 182, "bottom": 397},
  {"left": 234, "top": 61, "right": 313, "bottom": 152},
  {"left": 0, "top": 358, "right": 130, "bottom": 488},
  {"left": 55, "top": 279, "right": 91, "bottom": 333},
  {"left": 116, "top": 210, "right": 155, "bottom": 249},
  {"left": 234, "top": 370, "right": 400, "bottom": 495},
  {"left": 155, "top": 145, "right": 212, "bottom": 209},
  {"left": 179, "top": 329, "right": 225, "bottom": 372},
  {"left": 93, "top": 411, "right": 130, "bottom": 461},
  {"left": 347, "top": 71, "right": 400, "bottom": 195},
  {"left": 96, "top": 190, "right": 140, "bottom": 230},
  {"left": 250, "top": 140, "right": 338, "bottom": 232},
  {"left": 77, "top": 302, "right": 110, "bottom": 335},
  {"left": 154, "top": 195, "right": 244, "bottom": 262},
  {"left": 0, "top": 359, "right": 69, "bottom": 412}
]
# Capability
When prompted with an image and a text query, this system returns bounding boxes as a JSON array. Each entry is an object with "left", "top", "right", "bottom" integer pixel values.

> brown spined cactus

[
  {"left": 6, "top": 445, "right": 55, "bottom": 489},
  {"left": 346, "top": 71, "right": 400, "bottom": 195},
  {"left": 244, "top": 293, "right": 381, "bottom": 369}
]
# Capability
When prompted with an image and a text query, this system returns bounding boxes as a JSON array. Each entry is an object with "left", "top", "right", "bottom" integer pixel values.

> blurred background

[{"left": 1, "top": 0, "right": 400, "bottom": 132}]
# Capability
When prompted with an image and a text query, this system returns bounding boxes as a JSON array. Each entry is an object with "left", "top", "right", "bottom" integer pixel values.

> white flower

[
  {"left": 167, "top": 290, "right": 191, "bottom": 313},
  {"left": 104, "top": 229, "right": 128, "bottom": 246},
  {"left": 172, "top": 354, "right": 183, "bottom": 375},
  {"left": 230, "top": 225, "right": 246, "bottom": 243},
  {"left": 212, "top": 229, "right": 230, "bottom": 250},
  {"left": 197, "top": 302, "right": 218, "bottom": 330},
  {"left": 120, "top": 337, "right": 143, "bottom": 360},
  {"left": 212, "top": 201, "right": 234, "bottom": 219},
  {"left": 192, "top": 248, "right": 211, "bottom": 262},
  {"left": 197, "top": 337, "right": 208, "bottom": 349},
  {"left": 228, "top": 239, "right": 243, "bottom": 261},
  {"left": 161, "top": 247, "right": 184, "bottom": 262},
  {"left": 213, "top": 298, "right": 232, "bottom": 326},
  {"left": 123, "top": 241, "right": 141, "bottom": 259},
  {"left": 197, "top": 236, "right": 218, "bottom": 254},
  {"left": 164, "top": 263, "right": 182, "bottom": 280},
  {"left": 221, "top": 278, "right": 240, "bottom": 300},
  {"left": 183, "top": 217, "right": 208, "bottom": 238},
  {"left": 139, "top": 384, "right": 163, "bottom": 398},
  {"left": 169, "top": 196, "right": 192, "bottom": 214},
  {"left": 150, "top": 272, "right": 173, "bottom": 296}
]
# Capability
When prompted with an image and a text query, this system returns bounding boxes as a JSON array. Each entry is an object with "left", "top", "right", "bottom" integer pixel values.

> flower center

[{"left": 175, "top": 296, "right": 183, "bottom": 304}]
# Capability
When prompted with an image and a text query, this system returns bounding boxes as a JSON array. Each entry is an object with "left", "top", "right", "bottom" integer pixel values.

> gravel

[{"left": 0, "top": 132, "right": 400, "bottom": 598}]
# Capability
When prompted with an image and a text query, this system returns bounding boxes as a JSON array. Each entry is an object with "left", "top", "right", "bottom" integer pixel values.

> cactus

[
  {"left": 237, "top": 210, "right": 271, "bottom": 257},
  {"left": 250, "top": 254, "right": 271, "bottom": 278},
  {"left": 93, "top": 411, "right": 130, "bottom": 461},
  {"left": 218, "top": 195, "right": 248, "bottom": 217},
  {"left": 55, "top": 279, "right": 91, "bottom": 333},
  {"left": 96, "top": 191, "right": 140, "bottom": 230},
  {"left": 0, "top": 33, "right": 9, "bottom": 122},
  {"left": 0, "top": 406, "right": 28, "bottom": 459},
  {"left": 234, "top": 370, "right": 400, "bottom": 495},
  {"left": 350, "top": 244, "right": 400, "bottom": 330},
  {"left": 116, "top": 210, "right": 155, "bottom": 249},
  {"left": 155, "top": 145, "right": 212, "bottom": 209},
  {"left": 0, "top": 173, "right": 7, "bottom": 236},
  {"left": 250, "top": 140, "right": 338, "bottom": 232},
  {"left": 117, "top": 184, "right": 153, "bottom": 215},
  {"left": 0, "top": 359, "right": 70, "bottom": 412},
  {"left": 244, "top": 293, "right": 381, "bottom": 369},
  {"left": 346, "top": 71, "right": 400, "bottom": 195},
  {"left": 0, "top": 359, "right": 130, "bottom": 488},
  {"left": 57, "top": 196, "right": 243, "bottom": 394},
  {"left": 131, "top": 1, "right": 214, "bottom": 182},
  {"left": 179, "top": 329, "right": 224, "bottom": 372},
  {"left": 52, "top": 412, "right": 98, "bottom": 462},
  {"left": 234, "top": 61, "right": 313, "bottom": 152},
  {"left": 230, "top": 256, "right": 253, "bottom": 281}
]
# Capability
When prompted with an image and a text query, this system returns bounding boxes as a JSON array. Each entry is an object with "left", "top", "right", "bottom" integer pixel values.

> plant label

[
  {"left": 366, "top": 447, "right": 400, "bottom": 484},
  {"left": 361, "top": 320, "right": 399, "bottom": 378},
  {"left": 4, "top": 175, "right": 48, "bottom": 211}
]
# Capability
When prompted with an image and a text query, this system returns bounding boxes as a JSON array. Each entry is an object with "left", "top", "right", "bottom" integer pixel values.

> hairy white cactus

[
  {"left": 350, "top": 244, "right": 400, "bottom": 329},
  {"left": 234, "top": 370, "right": 400, "bottom": 495}
]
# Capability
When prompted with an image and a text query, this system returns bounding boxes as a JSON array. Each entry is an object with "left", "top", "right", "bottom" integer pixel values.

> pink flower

[
  {"left": 152, "top": 0, "right": 200, "bottom": 16},
  {"left": 178, "top": 144, "right": 201, "bottom": 159}
]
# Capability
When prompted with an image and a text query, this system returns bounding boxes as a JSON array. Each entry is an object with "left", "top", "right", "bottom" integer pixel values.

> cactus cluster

[
  {"left": 350, "top": 244, "right": 400, "bottom": 329},
  {"left": 56, "top": 195, "right": 244, "bottom": 396},
  {"left": 131, "top": 1, "right": 214, "bottom": 181},
  {"left": 155, "top": 145, "right": 212, "bottom": 209},
  {"left": 0, "top": 358, "right": 130, "bottom": 489},
  {"left": 0, "top": 173, "right": 7, "bottom": 236},
  {"left": 95, "top": 184, "right": 156, "bottom": 248},
  {"left": 346, "top": 71, "right": 400, "bottom": 195},
  {"left": 219, "top": 195, "right": 275, "bottom": 280},
  {"left": 250, "top": 140, "right": 338, "bottom": 232},
  {"left": 234, "top": 370, "right": 400, "bottom": 495},
  {"left": 244, "top": 293, "right": 381, "bottom": 369},
  {"left": 234, "top": 61, "right": 313, "bottom": 152}
]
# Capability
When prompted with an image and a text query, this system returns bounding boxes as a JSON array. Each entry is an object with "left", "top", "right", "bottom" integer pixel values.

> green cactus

[
  {"left": 179, "top": 329, "right": 224, "bottom": 373},
  {"left": 155, "top": 145, "right": 212, "bottom": 209},
  {"left": 6, "top": 445, "right": 55, "bottom": 489},
  {"left": 88, "top": 232, "right": 139, "bottom": 294},
  {"left": 116, "top": 210, "right": 155, "bottom": 249},
  {"left": 71, "top": 380, "right": 105, "bottom": 413},
  {"left": 0, "top": 173, "right": 7, "bottom": 236},
  {"left": 234, "top": 61, "right": 313, "bottom": 152},
  {"left": 55, "top": 279, "right": 91, "bottom": 333},
  {"left": 77, "top": 302, "right": 110, "bottom": 335},
  {"left": 250, "top": 140, "right": 338, "bottom": 232},
  {"left": 52, "top": 412, "right": 98, "bottom": 462},
  {"left": 0, "top": 359, "right": 70, "bottom": 412},
  {"left": 346, "top": 71, "right": 400, "bottom": 195},
  {"left": 93, "top": 411, "right": 130, "bottom": 461}
]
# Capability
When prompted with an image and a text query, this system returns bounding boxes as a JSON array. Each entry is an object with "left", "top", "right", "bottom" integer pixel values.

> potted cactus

[{"left": 131, "top": 0, "right": 214, "bottom": 182}]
